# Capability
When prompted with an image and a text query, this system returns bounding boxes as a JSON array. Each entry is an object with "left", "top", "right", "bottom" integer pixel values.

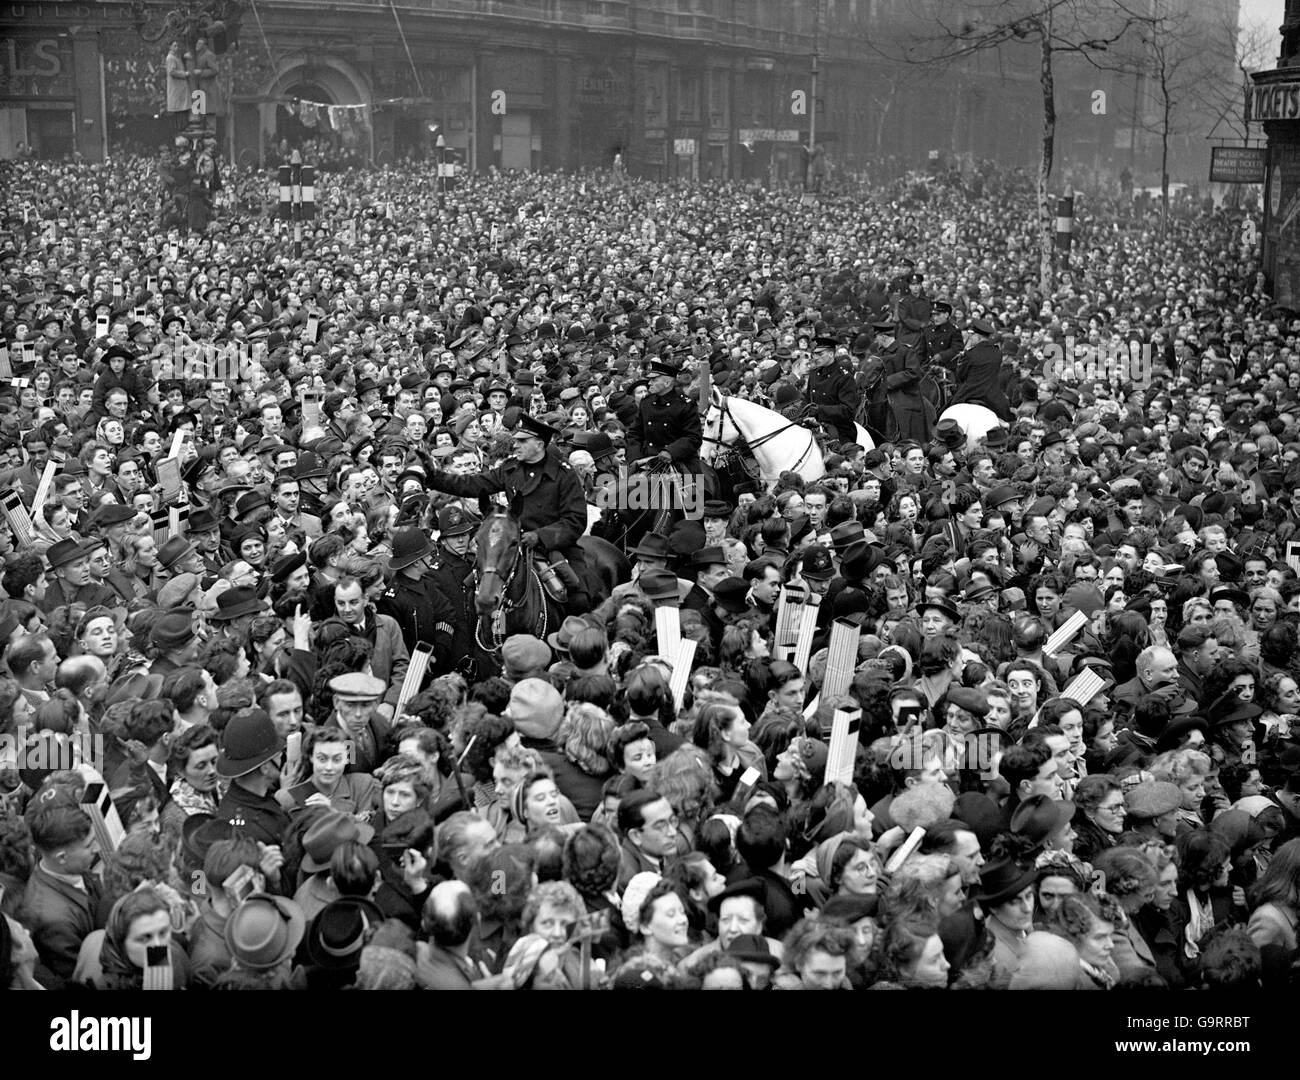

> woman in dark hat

[
  {"left": 973, "top": 857, "right": 1038, "bottom": 980},
  {"left": 301, "top": 895, "right": 383, "bottom": 990}
]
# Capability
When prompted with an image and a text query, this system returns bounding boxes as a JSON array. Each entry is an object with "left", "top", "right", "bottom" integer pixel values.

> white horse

[
  {"left": 938, "top": 403, "right": 1005, "bottom": 453},
  {"left": 701, "top": 389, "right": 874, "bottom": 484}
]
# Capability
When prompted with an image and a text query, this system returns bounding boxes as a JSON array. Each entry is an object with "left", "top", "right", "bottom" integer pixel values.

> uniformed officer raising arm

[
  {"left": 423, "top": 413, "right": 591, "bottom": 610},
  {"left": 627, "top": 359, "right": 703, "bottom": 473}
]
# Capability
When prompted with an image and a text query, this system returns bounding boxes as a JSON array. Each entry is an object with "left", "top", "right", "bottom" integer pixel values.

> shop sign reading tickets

[{"left": 1247, "top": 80, "right": 1300, "bottom": 122}]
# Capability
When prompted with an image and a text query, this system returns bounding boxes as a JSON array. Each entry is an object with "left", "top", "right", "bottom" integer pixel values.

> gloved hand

[{"left": 521, "top": 530, "right": 540, "bottom": 549}]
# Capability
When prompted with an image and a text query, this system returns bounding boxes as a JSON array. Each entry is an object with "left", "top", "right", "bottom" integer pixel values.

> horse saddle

[{"left": 534, "top": 557, "right": 567, "bottom": 603}]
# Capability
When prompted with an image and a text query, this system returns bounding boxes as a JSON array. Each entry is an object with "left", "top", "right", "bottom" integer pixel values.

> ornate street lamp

[{"left": 127, "top": 0, "right": 245, "bottom": 51}]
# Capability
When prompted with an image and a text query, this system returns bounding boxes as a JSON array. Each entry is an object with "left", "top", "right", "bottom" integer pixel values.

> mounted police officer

[
  {"left": 873, "top": 320, "right": 933, "bottom": 444},
  {"left": 627, "top": 358, "right": 704, "bottom": 473},
  {"left": 924, "top": 300, "right": 963, "bottom": 371},
  {"left": 949, "top": 318, "right": 1013, "bottom": 421},
  {"left": 896, "top": 271, "right": 932, "bottom": 364},
  {"left": 806, "top": 336, "right": 859, "bottom": 443},
  {"left": 425, "top": 413, "right": 591, "bottom": 612}
]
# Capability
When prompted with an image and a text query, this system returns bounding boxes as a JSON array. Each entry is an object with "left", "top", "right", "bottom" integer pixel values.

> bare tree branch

[{"left": 892, "top": 0, "right": 1148, "bottom": 292}]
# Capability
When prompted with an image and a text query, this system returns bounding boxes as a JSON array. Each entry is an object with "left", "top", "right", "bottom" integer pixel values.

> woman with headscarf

[{"left": 75, "top": 887, "right": 191, "bottom": 989}]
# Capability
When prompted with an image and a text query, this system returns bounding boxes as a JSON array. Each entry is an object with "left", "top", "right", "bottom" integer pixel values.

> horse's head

[
  {"left": 701, "top": 387, "right": 738, "bottom": 465},
  {"left": 474, "top": 512, "right": 519, "bottom": 615}
]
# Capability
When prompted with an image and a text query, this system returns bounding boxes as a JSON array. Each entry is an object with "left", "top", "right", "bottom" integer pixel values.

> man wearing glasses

[{"left": 615, "top": 789, "right": 679, "bottom": 890}]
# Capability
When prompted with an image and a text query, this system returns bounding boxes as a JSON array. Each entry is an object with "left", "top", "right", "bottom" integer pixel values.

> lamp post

[
  {"left": 436, "top": 132, "right": 447, "bottom": 205},
  {"left": 129, "top": 0, "right": 245, "bottom": 50},
  {"left": 278, "top": 148, "right": 314, "bottom": 260},
  {"left": 428, "top": 122, "right": 446, "bottom": 206}
]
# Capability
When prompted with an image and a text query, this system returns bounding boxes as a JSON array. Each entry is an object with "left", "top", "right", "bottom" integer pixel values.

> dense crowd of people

[{"left": 0, "top": 149, "right": 1297, "bottom": 993}]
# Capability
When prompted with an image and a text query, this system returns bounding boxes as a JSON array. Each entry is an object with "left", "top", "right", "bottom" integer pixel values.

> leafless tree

[
  {"left": 1113, "top": 2, "right": 1205, "bottom": 236},
  {"left": 1188, "top": 9, "right": 1277, "bottom": 144},
  {"left": 885, "top": 0, "right": 1146, "bottom": 292}
]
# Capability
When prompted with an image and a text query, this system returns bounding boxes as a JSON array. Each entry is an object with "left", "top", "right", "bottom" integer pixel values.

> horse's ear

[{"left": 710, "top": 386, "right": 722, "bottom": 407}]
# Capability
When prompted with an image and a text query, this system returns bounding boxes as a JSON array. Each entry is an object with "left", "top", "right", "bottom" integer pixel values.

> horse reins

[
  {"left": 473, "top": 539, "right": 549, "bottom": 652},
  {"left": 702, "top": 396, "right": 818, "bottom": 477}
]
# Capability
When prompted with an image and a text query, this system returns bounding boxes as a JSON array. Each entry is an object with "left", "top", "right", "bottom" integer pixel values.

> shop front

[
  {"left": 1252, "top": 65, "right": 1300, "bottom": 305},
  {"left": 0, "top": 33, "right": 77, "bottom": 158}
]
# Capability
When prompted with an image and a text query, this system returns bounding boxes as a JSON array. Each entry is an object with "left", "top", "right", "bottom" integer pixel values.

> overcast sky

[{"left": 1241, "top": 0, "right": 1283, "bottom": 67}]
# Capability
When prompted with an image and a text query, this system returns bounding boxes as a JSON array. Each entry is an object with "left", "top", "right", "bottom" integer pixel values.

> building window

[
  {"left": 708, "top": 69, "right": 727, "bottom": 127},
  {"left": 677, "top": 68, "right": 701, "bottom": 121}
]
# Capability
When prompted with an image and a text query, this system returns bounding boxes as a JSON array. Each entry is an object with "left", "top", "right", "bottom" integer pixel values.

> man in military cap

[
  {"left": 886, "top": 255, "right": 917, "bottom": 304},
  {"left": 627, "top": 358, "right": 703, "bottom": 474},
  {"left": 948, "top": 319, "right": 1012, "bottom": 421},
  {"left": 924, "top": 300, "right": 963, "bottom": 371},
  {"left": 424, "top": 413, "right": 592, "bottom": 612},
  {"left": 873, "top": 321, "right": 933, "bottom": 444},
  {"left": 806, "top": 337, "right": 860, "bottom": 443},
  {"left": 896, "top": 271, "right": 932, "bottom": 364}
]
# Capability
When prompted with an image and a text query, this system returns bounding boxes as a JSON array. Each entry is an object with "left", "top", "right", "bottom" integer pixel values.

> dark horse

[
  {"left": 589, "top": 460, "right": 721, "bottom": 558},
  {"left": 470, "top": 512, "right": 631, "bottom": 676}
]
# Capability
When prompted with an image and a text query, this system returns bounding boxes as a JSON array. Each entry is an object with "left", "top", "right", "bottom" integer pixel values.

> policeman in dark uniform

[
  {"left": 896, "top": 272, "right": 932, "bottom": 364},
  {"left": 923, "top": 300, "right": 963, "bottom": 371},
  {"left": 424, "top": 413, "right": 591, "bottom": 612},
  {"left": 949, "top": 319, "right": 1013, "bottom": 421},
  {"left": 886, "top": 256, "right": 916, "bottom": 306},
  {"left": 806, "top": 336, "right": 860, "bottom": 443},
  {"left": 428, "top": 504, "right": 479, "bottom": 670},
  {"left": 376, "top": 526, "right": 458, "bottom": 671},
  {"left": 214, "top": 710, "right": 290, "bottom": 846},
  {"left": 875, "top": 322, "right": 933, "bottom": 444},
  {"left": 627, "top": 358, "right": 704, "bottom": 473}
]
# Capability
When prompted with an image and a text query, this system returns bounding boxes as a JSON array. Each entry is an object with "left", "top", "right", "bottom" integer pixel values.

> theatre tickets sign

[{"left": 1247, "top": 79, "right": 1300, "bottom": 122}]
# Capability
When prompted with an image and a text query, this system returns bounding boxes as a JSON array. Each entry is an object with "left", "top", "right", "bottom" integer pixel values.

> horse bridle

[
  {"left": 473, "top": 531, "right": 549, "bottom": 651},
  {"left": 701, "top": 395, "right": 818, "bottom": 474}
]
